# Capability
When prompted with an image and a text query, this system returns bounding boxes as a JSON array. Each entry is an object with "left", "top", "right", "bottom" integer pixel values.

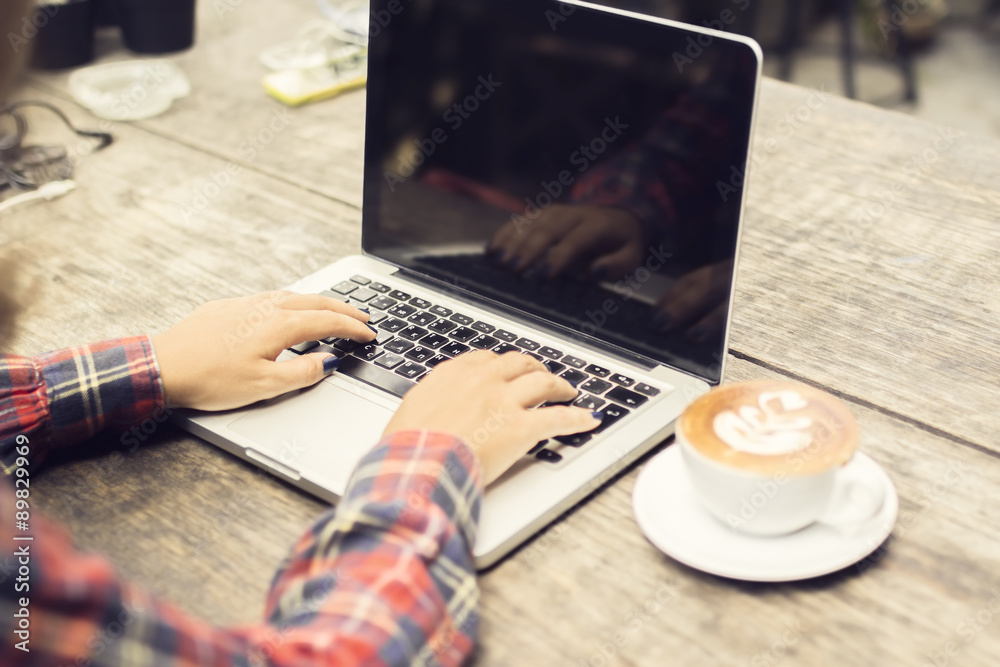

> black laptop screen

[{"left": 362, "top": 0, "right": 759, "bottom": 383}]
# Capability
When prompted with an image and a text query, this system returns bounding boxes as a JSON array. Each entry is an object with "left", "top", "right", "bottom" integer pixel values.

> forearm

[
  {"left": 0, "top": 430, "right": 483, "bottom": 666},
  {"left": 0, "top": 336, "right": 165, "bottom": 470}
]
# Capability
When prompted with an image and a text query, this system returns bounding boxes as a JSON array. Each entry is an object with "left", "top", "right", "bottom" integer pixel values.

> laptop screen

[{"left": 362, "top": 0, "right": 759, "bottom": 383}]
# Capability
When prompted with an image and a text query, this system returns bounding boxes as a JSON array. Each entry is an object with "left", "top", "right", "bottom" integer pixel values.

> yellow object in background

[{"left": 263, "top": 65, "right": 366, "bottom": 107}]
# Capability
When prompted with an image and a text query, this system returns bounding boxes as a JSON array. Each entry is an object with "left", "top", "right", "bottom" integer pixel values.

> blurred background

[{"left": 592, "top": 0, "right": 1000, "bottom": 139}]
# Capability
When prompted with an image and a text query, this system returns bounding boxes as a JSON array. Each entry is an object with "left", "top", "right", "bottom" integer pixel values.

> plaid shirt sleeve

[
  {"left": 0, "top": 426, "right": 482, "bottom": 666},
  {"left": 0, "top": 336, "right": 164, "bottom": 473}
]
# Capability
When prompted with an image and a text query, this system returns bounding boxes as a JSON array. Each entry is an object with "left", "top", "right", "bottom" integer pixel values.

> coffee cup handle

[{"left": 816, "top": 456, "right": 886, "bottom": 537}]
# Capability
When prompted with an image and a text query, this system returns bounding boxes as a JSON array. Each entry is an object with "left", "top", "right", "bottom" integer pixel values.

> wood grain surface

[{"left": 5, "top": 0, "right": 1000, "bottom": 665}]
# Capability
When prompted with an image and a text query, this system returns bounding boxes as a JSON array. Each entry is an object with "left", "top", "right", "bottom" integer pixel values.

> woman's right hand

[{"left": 383, "top": 351, "right": 602, "bottom": 485}]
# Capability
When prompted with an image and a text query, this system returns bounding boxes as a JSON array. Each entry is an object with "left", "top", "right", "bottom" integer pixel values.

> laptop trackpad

[{"left": 228, "top": 382, "right": 393, "bottom": 496}]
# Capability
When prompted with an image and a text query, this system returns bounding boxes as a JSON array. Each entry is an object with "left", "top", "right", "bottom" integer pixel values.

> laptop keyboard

[{"left": 287, "top": 274, "right": 668, "bottom": 464}]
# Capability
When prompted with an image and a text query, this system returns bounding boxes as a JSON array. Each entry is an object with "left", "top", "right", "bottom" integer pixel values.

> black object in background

[
  {"left": 117, "top": 0, "right": 197, "bottom": 54},
  {"left": 94, "top": 0, "right": 118, "bottom": 27},
  {"left": 30, "top": 0, "right": 96, "bottom": 70}
]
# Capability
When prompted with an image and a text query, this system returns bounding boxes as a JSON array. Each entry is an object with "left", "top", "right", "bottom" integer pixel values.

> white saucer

[{"left": 632, "top": 446, "right": 898, "bottom": 582}]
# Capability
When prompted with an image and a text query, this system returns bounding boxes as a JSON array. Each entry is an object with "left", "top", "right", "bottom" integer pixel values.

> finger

[
  {"left": 543, "top": 221, "right": 622, "bottom": 278},
  {"left": 506, "top": 370, "right": 578, "bottom": 408},
  {"left": 493, "top": 351, "right": 547, "bottom": 381},
  {"left": 653, "top": 279, "right": 712, "bottom": 332},
  {"left": 505, "top": 208, "right": 580, "bottom": 273},
  {"left": 589, "top": 243, "right": 646, "bottom": 281},
  {"left": 260, "top": 352, "right": 339, "bottom": 398},
  {"left": 528, "top": 405, "right": 603, "bottom": 440},
  {"left": 270, "top": 291, "right": 370, "bottom": 321},
  {"left": 273, "top": 310, "right": 376, "bottom": 350},
  {"left": 687, "top": 300, "right": 728, "bottom": 344}
]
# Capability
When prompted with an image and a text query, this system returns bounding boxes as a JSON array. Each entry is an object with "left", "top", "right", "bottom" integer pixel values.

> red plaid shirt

[{"left": 0, "top": 336, "right": 482, "bottom": 666}]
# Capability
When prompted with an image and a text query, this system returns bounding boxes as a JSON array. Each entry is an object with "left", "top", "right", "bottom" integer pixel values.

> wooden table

[{"left": 8, "top": 1, "right": 1000, "bottom": 664}]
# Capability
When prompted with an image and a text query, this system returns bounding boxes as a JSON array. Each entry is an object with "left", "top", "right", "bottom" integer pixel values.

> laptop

[{"left": 177, "top": 0, "right": 761, "bottom": 568}]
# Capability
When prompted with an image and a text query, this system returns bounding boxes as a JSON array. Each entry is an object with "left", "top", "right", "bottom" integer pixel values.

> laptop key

[
  {"left": 585, "top": 364, "right": 611, "bottom": 378},
  {"left": 387, "top": 303, "right": 418, "bottom": 318},
  {"left": 493, "top": 342, "right": 520, "bottom": 355},
  {"left": 494, "top": 329, "right": 518, "bottom": 343},
  {"left": 429, "top": 305, "right": 453, "bottom": 318},
  {"left": 337, "top": 356, "right": 414, "bottom": 398},
  {"left": 380, "top": 318, "right": 408, "bottom": 333},
  {"left": 319, "top": 290, "right": 349, "bottom": 303},
  {"left": 350, "top": 288, "right": 378, "bottom": 302},
  {"left": 399, "top": 325, "right": 428, "bottom": 341},
  {"left": 331, "top": 281, "right": 357, "bottom": 295},
  {"left": 407, "top": 311, "right": 437, "bottom": 327},
  {"left": 581, "top": 378, "right": 613, "bottom": 395},
  {"left": 374, "top": 353, "right": 405, "bottom": 369},
  {"left": 441, "top": 341, "right": 470, "bottom": 357},
  {"left": 529, "top": 440, "right": 549, "bottom": 455},
  {"left": 384, "top": 339, "right": 414, "bottom": 354},
  {"left": 516, "top": 338, "right": 540, "bottom": 351},
  {"left": 607, "top": 386, "right": 648, "bottom": 408},
  {"left": 334, "top": 339, "right": 361, "bottom": 353},
  {"left": 289, "top": 340, "right": 319, "bottom": 354},
  {"left": 421, "top": 333, "right": 449, "bottom": 349},
  {"left": 369, "top": 296, "right": 397, "bottom": 310},
  {"left": 538, "top": 346, "right": 562, "bottom": 360},
  {"left": 610, "top": 373, "right": 635, "bottom": 387},
  {"left": 405, "top": 346, "right": 435, "bottom": 363},
  {"left": 544, "top": 360, "right": 565, "bottom": 375},
  {"left": 470, "top": 334, "right": 499, "bottom": 350},
  {"left": 356, "top": 344, "right": 383, "bottom": 361},
  {"left": 409, "top": 297, "right": 432, "bottom": 309},
  {"left": 471, "top": 321, "right": 496, "bottom": 334},
  {"left": 560, "top": 369, "right": 588, "bottom": 386},
  {"left": 388, "top": 289, "right": 411, "bottom": 301},
  {"left": 425, "top": 354, "right": 449, "bottom": 368},
  {"left": 368, "top": 311, "right": 388, "bottom": 325},
  {"left": 350, "top": 275, "right": 371, "bottom": 285},
  {"left": 369, "top": 282, "right": 391, "bottom": 294},
  {"left": 562, "top": 355, "right": 586, "bottom": 369},
  {"left": 573, "top": 394, "right": 605, "bottom": 411},
  {"left": 450, "top": 313, "right": 474, "bottom": 326},
  {"left": 634, "top": 383, "right": 660, "bottom": 397},
  {"left": 594, "top": 404, "right": 630, "bottom": 433},
  {"left": 536, "top": 449, "right": 563, "bottom": 463},
  {"left": 374, "top": 330, "right": 395, "bottom": 345},
  {"left": 554, "top": 433, "right": 592, "bottom": 447},
  {"left": 428, "top": 319, "right": 457, "bottom": 334},
  {"left": 451, "top": 327, "right": 477, "bottom": 342},
  {"left": 395, "top": 361, "right": 426, "bottom": 379}
]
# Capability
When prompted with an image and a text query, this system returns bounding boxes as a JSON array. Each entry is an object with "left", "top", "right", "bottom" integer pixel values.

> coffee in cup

[{"left": 677, "top": 380, "right": 883, "bottom": 536}]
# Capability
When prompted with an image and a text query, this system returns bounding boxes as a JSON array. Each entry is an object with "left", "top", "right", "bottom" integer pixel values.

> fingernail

[
  {"left": 565, "top": 377, "right": 580, "bottom": 388},
  {"left": 358, "top": 307, "right": 370, "bottom": 314},
  {"left": 323, "top": 355, "right": 340, "bottom": 374},
  {"left": 366, "top": 323, "right": 378, "bottom": 334},
  {"left": 591, "top": 411, "right": 605, "bottom": 421}
]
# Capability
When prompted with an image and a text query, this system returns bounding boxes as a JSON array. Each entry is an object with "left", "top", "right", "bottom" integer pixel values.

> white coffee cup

[{"left": 677, "top": 380, "right": 885, "bottom": 536}]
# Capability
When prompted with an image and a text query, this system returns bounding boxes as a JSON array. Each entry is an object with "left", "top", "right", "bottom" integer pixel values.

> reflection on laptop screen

[{"left": 363, "top": 0, "right": 758, "bottom": 383}]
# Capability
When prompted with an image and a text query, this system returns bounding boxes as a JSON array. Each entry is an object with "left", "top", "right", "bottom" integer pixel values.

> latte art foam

[
  {"left": 678, "top": 381, "right": 859, "bottom": 476},
  {"left": 713, "top": 390, "right": 815, "bottom": 455}
]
